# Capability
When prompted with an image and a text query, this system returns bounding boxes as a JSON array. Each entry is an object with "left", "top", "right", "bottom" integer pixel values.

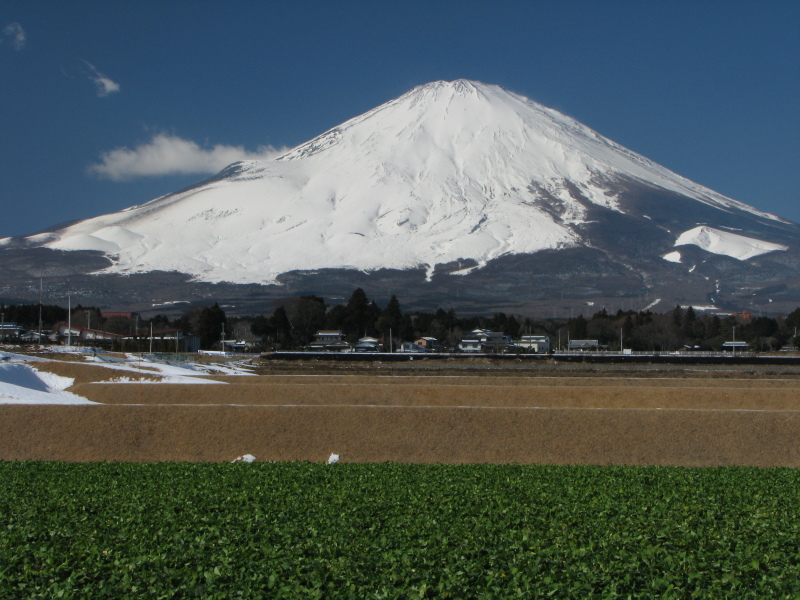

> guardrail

[{"left": 263, "top": 350, "right": 800, "bottom": 365}]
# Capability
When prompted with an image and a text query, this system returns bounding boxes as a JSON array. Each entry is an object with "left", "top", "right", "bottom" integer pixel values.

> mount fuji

[{"left": 2, "top": 80, "right": 799, "bottom": 315}]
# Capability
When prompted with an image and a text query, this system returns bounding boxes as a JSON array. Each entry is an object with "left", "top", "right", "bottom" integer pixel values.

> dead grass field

[{"left": 3, "top": 360, "right": 800, "bottom": 466}]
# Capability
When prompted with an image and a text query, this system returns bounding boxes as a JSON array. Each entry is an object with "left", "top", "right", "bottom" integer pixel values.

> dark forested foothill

[{"left": 241, "top": 290, "right": 795, "bottom": 353}]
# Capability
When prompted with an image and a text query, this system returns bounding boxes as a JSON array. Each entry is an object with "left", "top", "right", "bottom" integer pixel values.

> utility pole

[
  {"left": 67, "top": 294, "right": 72, "bottom": 347},
  {"left": 732, "top": 325, "right": 736, "bottom": 357},
  {"left": 38, "top": 278, "right": 43, "bottom": 345}
]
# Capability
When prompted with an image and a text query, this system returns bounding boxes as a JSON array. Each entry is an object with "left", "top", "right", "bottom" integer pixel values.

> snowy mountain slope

[
  {"left": 674, "top": 226, "right": 788, "bottom": 261},
  {"left": 5, "top": 80, "right": 793, "bottom": 286}
]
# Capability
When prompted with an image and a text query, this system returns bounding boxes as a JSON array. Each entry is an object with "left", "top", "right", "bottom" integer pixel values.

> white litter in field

[
  {"left": 328, "top": 453, "right": 340, "bottom": 464},
  {"left": 0, "top": 363, "right": 97, "bottom": 405},
  {"left": 232, "top": 454, "right": 256, "bottom": 463}
]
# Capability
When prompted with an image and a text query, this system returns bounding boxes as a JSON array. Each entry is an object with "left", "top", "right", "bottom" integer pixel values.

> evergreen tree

[
  {"left": 324, "top": 304, "right": 347, "bottom": 330},
  {"left": 282, "top": 295, "right": 326, "bottom": 345},
  {"left": 503, "top": 315, "right": 521, "bottom": 338},
  {"left": 149, "top": 314, "right": 172, "bottom": 332},
  {"left": 250, "top": 315, "right": 275, "bottom": 347},
  {"left": 343, "top": 288, "right": 371, "bottom": 341},
  {"left": 367, "top": 301, "right": 382, "bottom": 336},
  {"left": 0, "top": 304, "right": 67, "bottom": 330},
  {"left": 784, "top": 307, "right": 800, "bottom": 335},
  {"left": 400, "top": 313, "right": 415, "bottom": 342},
  {"left": 69, "top": 306, "right": 103, "bottom": 330},
  {"left": 682, "top": 306, "right": 696, "bottom": 328},
  {"left": 104, "top": 316, "right": 135, "bottom": 336},
  {"left": 376, "top": 295, "right": 404, "bottom": 347},
  {"left": 269, "top": 306, "right": 292, "bottom": 349},
  {"left": 671, "top": 305, "right": 684, "bottom": 329},
  {"left": 435, "top": 308, "right": 457, "bottom": 332},
  {"left": 196, "top": 303, "right": 227, "bottom": 350},
  {"left": 569, "top": 314, "right": 588, "bottom": 339},
  {"left": 622, "top": 314, "right": 634, "bottom": 341}
]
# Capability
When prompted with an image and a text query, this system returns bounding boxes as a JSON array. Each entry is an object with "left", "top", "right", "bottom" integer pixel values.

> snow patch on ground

[
  {"left": 0, "top": 350, "right": 48, "bottom": 362},
  {"left": 83, "top": 354, "right": 255, "bottom": 384},
  {"left": 0, "top": 349, "right": 256, "bottom": 403},
  {"left": 35, "top": 369, "right": 76, "bottom": 391},
  {"left": 0, "top": 363, "right": 96, "bottom": 405},
  {"left": 675, "top": 226, "right": 787, "bottom": 261}
]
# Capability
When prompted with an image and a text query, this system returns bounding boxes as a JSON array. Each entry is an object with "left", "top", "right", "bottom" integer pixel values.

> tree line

[
  {"left": 4, "top": 291, "right": 800, "bottom": 352},
  {"left": 243, "top": 289, "right": 800, "bottom": 352},
  {"left": 0, "top": 302, "right": 228, "bottom": 351}
]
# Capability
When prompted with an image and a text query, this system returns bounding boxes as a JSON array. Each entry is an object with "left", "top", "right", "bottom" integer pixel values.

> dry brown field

[{"left": 3, "top": 358, "right": 800, "bottom": 466}]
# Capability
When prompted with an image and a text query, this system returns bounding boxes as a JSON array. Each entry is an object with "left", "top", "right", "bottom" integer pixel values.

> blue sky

[{"left": 1, "top": 0, "right": 798, "bottom": 237}]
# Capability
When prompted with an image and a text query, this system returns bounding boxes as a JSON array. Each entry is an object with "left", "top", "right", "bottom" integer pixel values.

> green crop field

[{"left": 1, "top": 462, "right": 799, "bottom": 599}]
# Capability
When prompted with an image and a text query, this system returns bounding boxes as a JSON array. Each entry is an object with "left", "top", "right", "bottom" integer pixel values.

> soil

[{"left": 3, "top": 358, "right": 800, "bottom": 466}]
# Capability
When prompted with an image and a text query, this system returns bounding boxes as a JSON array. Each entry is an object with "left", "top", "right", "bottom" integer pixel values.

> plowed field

[{"left": 3, "top": 360, "right": 800, "bottom": 466}]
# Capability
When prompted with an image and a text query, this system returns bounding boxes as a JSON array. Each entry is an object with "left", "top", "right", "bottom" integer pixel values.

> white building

[
  {"left": 517, "top": 335, "right": 550, "bottom": 353},
  {"left": 0, "top": 322, "right": 23, "bottom": 340},
  {"left": 459, "top": 329, "right": 512, "bottom": 353},
  {"left": 309, "top": 330, "right": 349, "bottom": 352},
  {"left": 568, "top": 339, "right": 600, "bottom": 351}
]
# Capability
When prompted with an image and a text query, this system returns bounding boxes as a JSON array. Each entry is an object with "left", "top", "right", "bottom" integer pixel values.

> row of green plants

[{"left": 2, "top": 461, "right": 799, "bottom": 598}]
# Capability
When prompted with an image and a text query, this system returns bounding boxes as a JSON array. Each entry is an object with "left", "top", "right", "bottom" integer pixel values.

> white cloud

[
  {"left": 2, "top": 22, "right": 26, "bottom": 50},
  {"left": 82, "top": 60, "right": 120, "bottom": 97},
  {"left": 89, "top": 133, "right": 286, "bottom": 180}
]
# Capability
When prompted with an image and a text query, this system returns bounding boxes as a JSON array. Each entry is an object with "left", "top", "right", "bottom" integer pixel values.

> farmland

[
  {"left": 3, "top": 356, "right": 800, "bottom": 465},
  {"left": 3, "top": 355, "right": 800, "bottom": 597},
  {"left": 2, "top": 461, "right": 800, "bottom": 598}
]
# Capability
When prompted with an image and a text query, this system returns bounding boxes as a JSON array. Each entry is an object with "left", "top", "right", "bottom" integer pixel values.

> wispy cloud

[
  {"left": 82, "top": 60, "right": 120, "bottom": 97},
  {"left": 89, "top": 133, "right": 286, "bottom": 180},
  {"left": 1, "top": 22, "right": 26, "bottom": 50}
]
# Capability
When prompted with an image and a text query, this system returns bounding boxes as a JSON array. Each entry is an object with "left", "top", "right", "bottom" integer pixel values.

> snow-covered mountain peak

[
  {"left": 405, "top": 78, "right": 483, "bottom": 98},
  {"left": 9, "top": 80, "right": 793, "bottom": 286},
  {"left": 253, "top": 80, "right": 785, "bottom": 223}
]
